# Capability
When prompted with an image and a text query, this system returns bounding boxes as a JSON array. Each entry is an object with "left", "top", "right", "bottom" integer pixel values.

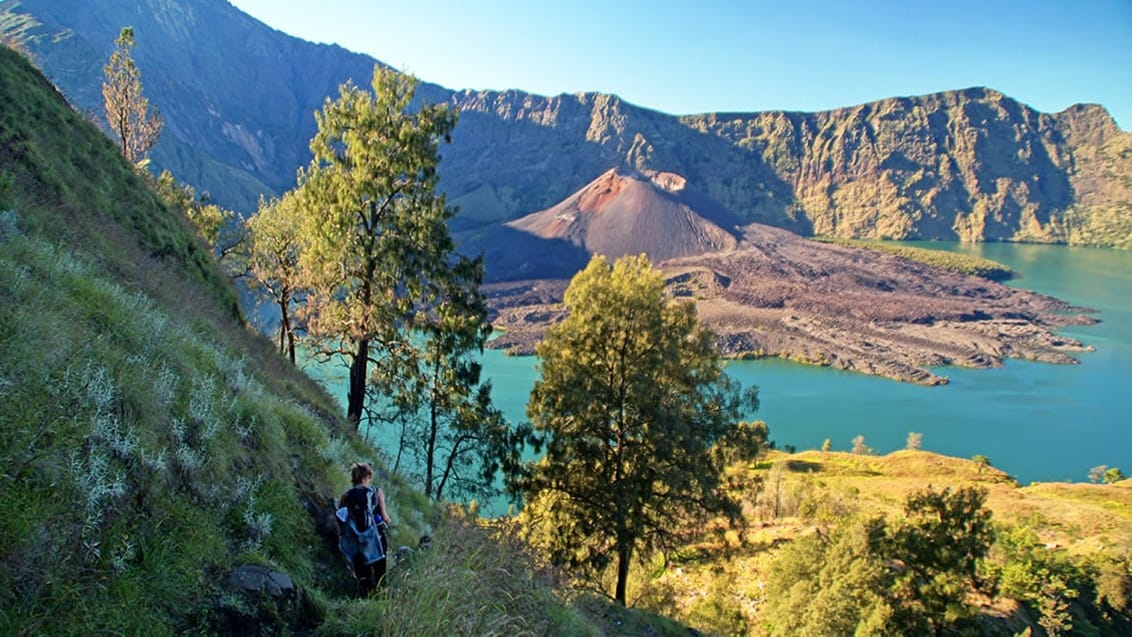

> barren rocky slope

[
  {"left": 484, "top": 171, "right": 1096, "bottom": 385},
  {"left": 508, "top": 167, "right": 742, "bottom": 261}
]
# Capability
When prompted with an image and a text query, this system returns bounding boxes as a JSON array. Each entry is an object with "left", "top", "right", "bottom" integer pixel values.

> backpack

[{"left": 343, "top": 485, "right": 376, "bottom": 532}]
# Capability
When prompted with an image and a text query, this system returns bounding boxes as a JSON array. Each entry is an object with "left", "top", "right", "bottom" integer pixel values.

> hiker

[{"left": 337, "top": 462, "right": 392, "bottom": 595}]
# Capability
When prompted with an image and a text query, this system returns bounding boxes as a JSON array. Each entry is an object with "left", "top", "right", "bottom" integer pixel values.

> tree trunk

[
  {"left": 435, "top": 435, "right": 465, "bottom": 503},
  {"left": 425, "top": 341, "right": 446, "bottom": 500},
  {"left": 424, "top": 343, "right": 441, "bottom": 499},
  {"left": 347, "top": 337, "right": 369, "bottom": 429},
  {"left": 279, "top": 292, "right": 295, "bottom": 365},
  {"left": 614, "top": 537, "right": 633, "bottom": 606},
  {"left": 424, "top": 405, "right": 436, "bottom": 499}
]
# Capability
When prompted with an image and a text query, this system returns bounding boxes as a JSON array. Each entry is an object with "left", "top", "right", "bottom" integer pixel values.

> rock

[
  {"left": 213, "top": 565, "right": 312, "bottom": 636},
  {"left": 304, "top": 494, "right": 340, "bottom": 545},
  {"left": 395, "top": 535, "right": 433, "bottom": 569},
  {"left": 224, "top": 565, "right": 296, "bottom": 598}
]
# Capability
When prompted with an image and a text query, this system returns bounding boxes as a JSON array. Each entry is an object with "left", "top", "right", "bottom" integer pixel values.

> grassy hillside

[
  {"left": 617, "top": 449, "right": 1132, "bottom": 635},
  {"left": 1, "top": 42, "right": 347, "bottom": 632},
  {"left": 1, "top": 45, "right": 685, "bottom": 635}
]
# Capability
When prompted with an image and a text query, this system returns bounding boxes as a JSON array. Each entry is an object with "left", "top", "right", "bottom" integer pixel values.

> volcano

[{"left": 504, "top": 166, "right": 744, "bottom": 265}]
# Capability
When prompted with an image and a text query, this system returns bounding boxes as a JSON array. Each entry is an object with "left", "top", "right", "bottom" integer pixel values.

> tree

[
  {"left": 759, "top": 461, "right": 795, "bottom": 519},
  {"left": 1089, "top": 465, "right": 1108, "bottom": 484},
  {"left": 991, "top": 525, "right": 1085, "bottom": 636},
  {"left": 1104, "top": 467, "right": 1125, "bottom": 485},
  {"left": 906, "top": 432, "right": 923, "bottom": 451},
  {"left": 767, "top": 486, "right": 996, "bottom": 636},
  {"left": 821, "top": 438, "right": 832, "bottom": 452},
  {"left": 297, "top": 65, "right": 459, "bottom": 430},
  {"left": 887, "top": 486, "right": 994, "bottom": 634},
  {"left": 382, "top": 255, "right": 508, "bottom": 502},
  {"left": 151, "top": 170, "right": 240, "bottom": 263},
  {"left": 766, "top": 518, "right": 893, "bottom": 637},
  {"left": 512, "top": 254, "right": 760, "bottom": 605},
  {"left": 245, "top": 193, "right": 306, "bottom": 364},
  {"left": 852, "top": 434, "right": 871, "bottom": 455},
  {"left": 972, "top": 454, "right": 991, "bottom": 474},
  {"left": 102, "top": 26, "right": 162, "bottom": 164}
]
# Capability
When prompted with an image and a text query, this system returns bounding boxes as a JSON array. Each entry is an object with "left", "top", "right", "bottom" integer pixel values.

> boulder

[{"left": 213, "top": 564, "right": 311, "bottom": 635}]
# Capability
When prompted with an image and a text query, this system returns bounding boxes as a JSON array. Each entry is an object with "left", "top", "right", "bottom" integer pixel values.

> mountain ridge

[{"left": 9, "top": 0, "right": 1131, "bottom": 249}]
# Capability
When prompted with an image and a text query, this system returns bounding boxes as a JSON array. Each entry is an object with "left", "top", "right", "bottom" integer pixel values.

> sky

[{"left": 228, "top": 0, "right": 1132, "bottom": 129}]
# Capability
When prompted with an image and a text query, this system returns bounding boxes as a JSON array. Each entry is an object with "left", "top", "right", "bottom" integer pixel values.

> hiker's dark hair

[{"left": 350, "top": 462, "right": 374, "bottom": 485}]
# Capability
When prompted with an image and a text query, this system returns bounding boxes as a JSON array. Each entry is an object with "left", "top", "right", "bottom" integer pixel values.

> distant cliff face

[
  {"left": 682, "top": 91, "right": 1132, "bottom": 247},
  {"left": 443, "top": 88, "right": 1132, "bottom": 248},
  {"left": 11, "top": 0, "right": 1131, "bottom": 247}
]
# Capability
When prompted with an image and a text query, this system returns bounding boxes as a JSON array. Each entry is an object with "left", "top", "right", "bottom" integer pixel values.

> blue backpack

[{"left": 343, "top": 486, "right": 376, "bottom": 532}]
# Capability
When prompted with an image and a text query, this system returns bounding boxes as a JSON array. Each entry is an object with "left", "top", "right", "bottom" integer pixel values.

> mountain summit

[{"left": 506, "top": 167, "right": 743, "bottom": 264}]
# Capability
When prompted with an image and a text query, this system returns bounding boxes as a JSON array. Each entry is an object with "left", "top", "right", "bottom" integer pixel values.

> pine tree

[
  {"left": 245, "top": 193, "right": 306, "bottom": 364},
  {"left": 513, "top": 254, "right": 760, "bottom": 605},
  {"left": 297, "top": 65, "right": 460, "bottom": 430},
  {"left": 102, "top": 27, "right": 162, "bottom": 164},
  {"left": 383, "top": 255, "right": 508, "bottom": 502}
]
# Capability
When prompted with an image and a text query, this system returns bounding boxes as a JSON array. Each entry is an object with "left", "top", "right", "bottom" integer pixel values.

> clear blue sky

[{"left": 229, "top": 0, "right": 1132, "bottom": 129}]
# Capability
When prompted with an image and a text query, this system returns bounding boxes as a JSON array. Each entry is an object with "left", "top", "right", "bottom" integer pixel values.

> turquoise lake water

[{"left": 310, "top": 242, "right": 1131, "bottom": 485}]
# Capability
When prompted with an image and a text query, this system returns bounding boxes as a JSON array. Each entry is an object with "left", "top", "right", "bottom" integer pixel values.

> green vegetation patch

[
  {"left": 0, "top": 46, "right": 238, "bottom": 317},
  {"left": 815, "top": 236, "right": 1015, "bottom": 280},
  {"left": 0, "top": 229, "right": 344, "bottom": 632}
]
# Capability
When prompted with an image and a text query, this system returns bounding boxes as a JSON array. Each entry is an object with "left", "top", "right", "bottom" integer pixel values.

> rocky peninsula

[{"left": 478, "top": 169, "right": 1096, "bottom": 385}]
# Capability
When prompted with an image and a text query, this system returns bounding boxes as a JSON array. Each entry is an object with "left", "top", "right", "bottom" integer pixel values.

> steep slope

[
  {"left": 0, "top": 43, "right": 353, "bottom": 632},
  {"left": 0, "top": 46, "right": 690, "bottom": 636},
  {"left": 8, "top": 0, "right": 1131, "bottom": 247},
  {"left": 12, "top": 0, "right": 448, "bottom": 211}
]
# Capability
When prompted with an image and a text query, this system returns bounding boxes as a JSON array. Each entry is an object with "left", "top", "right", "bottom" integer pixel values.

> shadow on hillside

[
  {"left": 785, "top": 460, "right": 823, "bottom": 473},
  {"left": 457, "top": 224, "right": 591, "bottom": 283}
]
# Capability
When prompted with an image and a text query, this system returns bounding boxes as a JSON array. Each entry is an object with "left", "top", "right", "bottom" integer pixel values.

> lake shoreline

[{"left": 485, "top": 233, "right": 1099, "bottom": 386}]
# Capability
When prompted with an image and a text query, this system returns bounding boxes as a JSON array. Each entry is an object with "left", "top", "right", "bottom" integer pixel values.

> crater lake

[{"left": 309, "top": 242, "right": 1131, "bottom": 485}]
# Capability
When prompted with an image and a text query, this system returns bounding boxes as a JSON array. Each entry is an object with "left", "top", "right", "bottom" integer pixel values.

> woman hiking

[{"left": 337, "top": 462, "right": 392, "bottom": 596}]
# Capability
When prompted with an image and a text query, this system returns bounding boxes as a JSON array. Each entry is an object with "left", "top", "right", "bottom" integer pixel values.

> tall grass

[
  {"left": 316, "top": 509, "right": 597, "bottom": 637},
  {"left": 0, "top": 226, "right": 345, "bottom": 631}
]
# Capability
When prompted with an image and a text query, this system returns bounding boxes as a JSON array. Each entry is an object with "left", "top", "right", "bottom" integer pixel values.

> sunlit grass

[{"left": 814, "top": 236, "right": 1015, "bottom": 280}]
